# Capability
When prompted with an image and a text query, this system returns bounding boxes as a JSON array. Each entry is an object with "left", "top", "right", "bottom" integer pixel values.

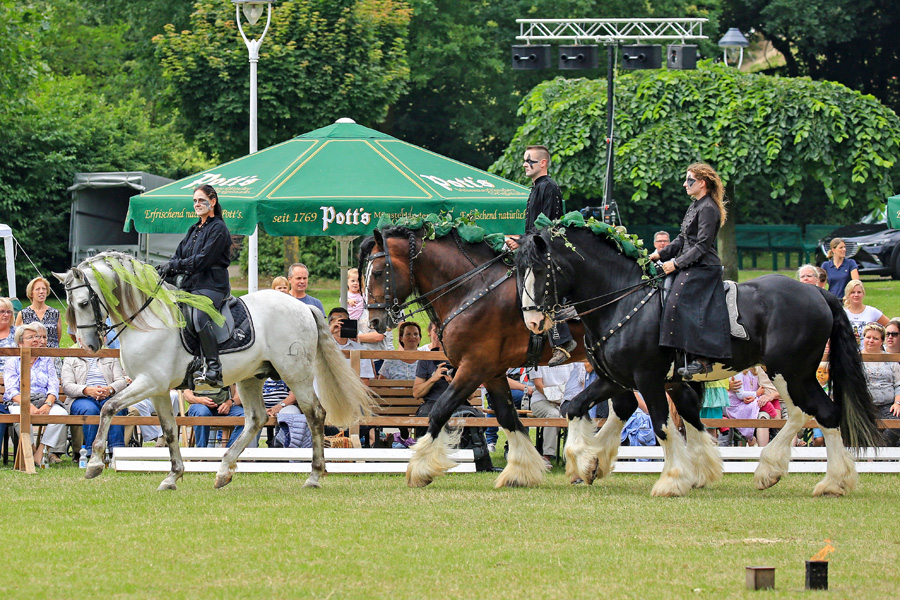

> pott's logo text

[
  {"left": 181, "top": 173, "right": 260, "bottom": 189},
  {"left": 320, "top": 206, "right": 371, "bottom": 231},
  {"left": 420, "top": 175, "right": 495, "bottom": 192}
]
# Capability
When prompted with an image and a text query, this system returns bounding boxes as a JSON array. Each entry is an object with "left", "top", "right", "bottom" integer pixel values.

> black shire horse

[{"left": 516, "top": 225, "right": 880, "bottom": 497}]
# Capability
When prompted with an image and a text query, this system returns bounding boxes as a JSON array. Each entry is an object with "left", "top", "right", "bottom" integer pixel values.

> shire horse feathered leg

[
  {"left": 637, "top": 376, "right": 694, "bottom": 497},
  {"left": 563, "top": 378, "right": 631, "bottom": 485},
  {"left": 485, "top": 376, "right": 545, "bottom": 488},
  {"left": 670, "top": 382, "right": 723, "bottom": 489}
]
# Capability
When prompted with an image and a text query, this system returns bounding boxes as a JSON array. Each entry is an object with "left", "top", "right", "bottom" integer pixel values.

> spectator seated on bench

[
  {"left": 3, "top": 322, "right": 66, "bottom": 465},
  {"left": 62, "top": 354, "right": 130, "bottom": 456},
  {"left": 529, "top": 363, "right": 575, "bottom": 469},
  {"left": 0, "top": 296, "right": 15, "bottom": 445},
  {"left": 376, "top": 320, "right": 421, "bottom": 444},
  {"left": 621, "top": 393, "right": 657, "bottom": 456},
  {"left": 185, "top": 386, "right": 244, "bottom": 448}
]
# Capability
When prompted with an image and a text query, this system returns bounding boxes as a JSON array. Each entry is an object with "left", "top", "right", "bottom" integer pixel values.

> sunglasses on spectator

[{"left": 886, "top": 331, "right": 900, "bottom": 338}]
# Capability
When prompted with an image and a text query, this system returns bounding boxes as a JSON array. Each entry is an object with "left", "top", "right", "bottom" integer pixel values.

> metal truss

[{"left": 516, "top": 18, "right": 708, "bottom": 44}]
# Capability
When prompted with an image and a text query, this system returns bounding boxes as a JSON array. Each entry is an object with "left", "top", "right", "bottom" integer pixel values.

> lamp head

[
  {"left": 717, "top": 27, "right": 749, "bottom": 48},
  {"left": 233, "top": 0, "right": 274, "bottom": 26}
]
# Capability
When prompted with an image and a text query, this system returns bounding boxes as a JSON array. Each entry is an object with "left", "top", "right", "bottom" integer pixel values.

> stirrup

[{"left": 677, "top": 358, "right": 713, "bottom": 380}]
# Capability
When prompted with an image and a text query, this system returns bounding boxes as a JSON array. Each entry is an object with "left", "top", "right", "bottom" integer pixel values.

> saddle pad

[
  {"left": 724, "top": 280, "right": 749, "bottom": 340},
  {"left": 180, "top": 297, "right": 255, "bottom": 355}
]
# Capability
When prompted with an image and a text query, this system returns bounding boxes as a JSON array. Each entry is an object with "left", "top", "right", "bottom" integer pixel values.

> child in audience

[
  {"left": 271, "top": 276, "right": 290, "bottom": 294},
  {"left": 725, "top": 368, "right": 761, "bottom": 445},
  {"left": 346, "top": 268, "right": 365, "bottom": 320}
]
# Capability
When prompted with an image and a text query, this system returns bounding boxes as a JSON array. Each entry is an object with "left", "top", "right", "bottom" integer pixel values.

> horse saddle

[
  {"left": 180, "top": 296, "right": 255, "bottom": 356},
  {"left": 723, "top": 280, "right": 749, "bottom": 340}
]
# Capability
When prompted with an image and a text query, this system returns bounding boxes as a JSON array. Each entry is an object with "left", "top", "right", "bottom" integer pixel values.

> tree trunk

[
  {"left": 719, "top": 182, "right": 739, "bottom": 281},
  {"left": 284, "top": 236, "right": 299, "bottom": 274}
]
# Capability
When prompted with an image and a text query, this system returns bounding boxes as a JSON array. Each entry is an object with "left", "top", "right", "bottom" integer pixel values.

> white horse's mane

[{"left": 68, "top": 251, "right": 178, "bottom": 332}]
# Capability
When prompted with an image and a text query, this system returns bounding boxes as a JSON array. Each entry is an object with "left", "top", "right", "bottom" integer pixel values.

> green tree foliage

[
  {"left": 155, "top": 0, "right": 412, "bottom": 162},
  {"left": 0, "top": 0, "right": 42, "bottom": 102},
  {"left": 723, "top": 0, "right": 900, "bottom": 116},
  {"left": 490, "top": 63, "right": 900, "bottom": 227},
  {"left": 0, "top": 76, "right": 208, "bottom": 289},
  {"left": 389, "top": 0, "right": 721, "bottom": 169}
]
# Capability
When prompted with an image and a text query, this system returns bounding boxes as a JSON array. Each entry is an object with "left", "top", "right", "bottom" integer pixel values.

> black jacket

[
  {"left": 658, "top": 194, "right": 722, "bottom": 268},
  {"left": 524, "top": 175, "right": 564, "bottom": 233},
  {"left": 169, "top": 215, "right": 231, "bottom": 294}
]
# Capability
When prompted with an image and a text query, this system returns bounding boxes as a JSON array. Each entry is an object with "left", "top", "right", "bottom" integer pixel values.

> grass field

[
  {"left": 10, "top": 270, "right": 900, "bottom": 597},
  {"left": 1, "top": 461, "right": 898, "bottom": 598}
]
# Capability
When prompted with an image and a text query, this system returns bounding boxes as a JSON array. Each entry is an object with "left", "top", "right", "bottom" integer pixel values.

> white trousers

[{"left": 11, "top": 403, "right": 69, "bottom": 449}]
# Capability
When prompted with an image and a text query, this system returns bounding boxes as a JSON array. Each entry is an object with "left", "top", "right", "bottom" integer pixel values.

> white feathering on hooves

[
  {"left": 684, "top": 424, "right": 723, "bottom": 488},
  {"left": 495, "top": 429, "right": 545, "bottom": 488},
  {"left": 406, "top": 429, "right": 460, "bottom": 487}
]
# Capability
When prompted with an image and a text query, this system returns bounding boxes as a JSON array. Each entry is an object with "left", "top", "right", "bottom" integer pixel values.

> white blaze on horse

[{"left": 56, "top": 252, "right": 373, "bottom": 491}]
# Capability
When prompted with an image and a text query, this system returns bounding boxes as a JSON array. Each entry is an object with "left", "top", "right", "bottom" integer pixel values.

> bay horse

[
  {"left": 361, "top": 226, "right": 596, "bottom": 487},
  {"left": 56, "top": 251, "right": 373, "bottom": 491},
  {"left": 516, "top": 224, "right": 881, "bottom": 497}
]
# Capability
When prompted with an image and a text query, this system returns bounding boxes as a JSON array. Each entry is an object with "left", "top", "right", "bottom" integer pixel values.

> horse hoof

[
  {"left": 302, "top": 479, "right": 321, "bottom": 489},
  {"left": 84, "top": 465, "right": 103, "bottom": 480},
  {"left": 157, "top": 482, "right": 177, "bottom": 491},
  {"left": 651, "top": 473, "right": 690, "bottom": 497},
  {"left": 754, "top": 472, "right": 781, "bottom": 490},
  {"left": 812, "top": 481, "right": 846, "bottom": 497},
  {"left": 214, "top": 475, "right": 232, "bottom": 489}
]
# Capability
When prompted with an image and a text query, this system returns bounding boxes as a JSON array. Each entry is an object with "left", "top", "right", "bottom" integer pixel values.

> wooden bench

[{"left": 112, "top": 447, "right": 477, "bottom": 474}]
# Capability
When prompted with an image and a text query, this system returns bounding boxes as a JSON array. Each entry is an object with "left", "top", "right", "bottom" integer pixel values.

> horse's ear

[
  {"left": 532, "top": 233, "right": 548, "bottom": 255},
  {"left": 52, "top": 271, "right": 67, "bottom": 283},
  {"left": 373, "top": 229, "right": 384, "bottom": 248}
]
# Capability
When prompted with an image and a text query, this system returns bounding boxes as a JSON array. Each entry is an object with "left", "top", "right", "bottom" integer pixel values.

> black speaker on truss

[
  {"left": 667, "top": 44, "right": 698, "bottom": 70},
  {"left": 621, "top": 45, "right": 662, "bottom": 70},
  {"left": 511, "top": 45, "right": 552, "bottom": 70},
  {"left": 558, "top": 45, "right": 599, "bottom": 70}
]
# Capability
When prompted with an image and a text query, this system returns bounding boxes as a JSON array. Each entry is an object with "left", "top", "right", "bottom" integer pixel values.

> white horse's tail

[{"left": 312, "top": 309, "right": 376, "bottom": 428}]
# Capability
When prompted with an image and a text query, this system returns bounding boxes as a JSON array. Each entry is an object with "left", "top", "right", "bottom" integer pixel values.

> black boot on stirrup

[
  {"left": 549, "top": 339, "right": 577, "bottom": 367},
  {"left": 678, "top": 356, "right": 713, "bottom": 380},
  {"left": 194, "top": 323, "right": 224, "bottom": 388}
]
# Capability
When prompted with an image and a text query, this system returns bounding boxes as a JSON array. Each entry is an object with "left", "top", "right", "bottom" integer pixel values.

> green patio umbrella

[{"left": 126, "top": 120, "right": 530, "bottom": 238}]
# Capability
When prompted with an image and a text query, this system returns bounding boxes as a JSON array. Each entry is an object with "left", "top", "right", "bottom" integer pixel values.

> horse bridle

[
  {"left": 65, "top": 266, "right": 159, "bottom": 345},
  {"left": 365, "top": 228, "right": 512, "bottom": 326},
  {"left": 521, "top": 251, "right": 666, "bottom": 324}
]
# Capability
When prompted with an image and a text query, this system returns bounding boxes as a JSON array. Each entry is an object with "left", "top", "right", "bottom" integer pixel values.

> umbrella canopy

[{"left": 125, "top": 121, "right": 530, "bottom": 237}]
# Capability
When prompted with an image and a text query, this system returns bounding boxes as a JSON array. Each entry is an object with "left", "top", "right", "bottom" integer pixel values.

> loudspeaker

[
  {"left": 558, "top": 45, "right": 599, "bottom": 70},
  {"left": 667, "top": 44, "right": 698, "bottom": 70},
  {"left": 621, "top": 45, "right": 662, "bottom": 70},
  {"left": 511, "top": 45, "right": 552, "bottom": 70}
]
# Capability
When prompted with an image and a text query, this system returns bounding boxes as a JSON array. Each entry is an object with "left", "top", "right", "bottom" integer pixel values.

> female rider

[
  {"left": 648, "top": 163, "right": 730, "bottom": 378},
  {"left": 158, "top": 184, "right": 231, "bottom": 388}
]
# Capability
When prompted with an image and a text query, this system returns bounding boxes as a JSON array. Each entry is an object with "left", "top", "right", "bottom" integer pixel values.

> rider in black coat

[
  {"left": 158, "top": 184, "right": 231, "bottom": 387},
  {"left": 507, "top": 145, "right": 575, "bottom": 366},
  {"left": 649, "top": 163, "right": 731, "bottom": 378}
]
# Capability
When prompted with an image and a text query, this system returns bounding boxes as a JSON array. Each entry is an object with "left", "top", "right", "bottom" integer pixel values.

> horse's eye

[
  {"left": 372, "top": 270, "right": 383, "bottom": 278},
  {"left": 79, "top": 301, "right": 89, "bottom": 309}
]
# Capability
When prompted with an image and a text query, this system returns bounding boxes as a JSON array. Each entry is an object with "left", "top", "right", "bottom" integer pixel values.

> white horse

[{"left": 56, "top": 252, "right": 373, "bottom": 491}]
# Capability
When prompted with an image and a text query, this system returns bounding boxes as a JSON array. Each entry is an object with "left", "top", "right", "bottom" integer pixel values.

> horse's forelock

[{"left": 514, "top": 231, "right": 550, "bottom": 271}]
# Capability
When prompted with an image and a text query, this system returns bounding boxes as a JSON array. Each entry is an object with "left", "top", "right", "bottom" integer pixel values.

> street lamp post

[{"left": 233, "top": 0, "right": 274, "bottom": 293}]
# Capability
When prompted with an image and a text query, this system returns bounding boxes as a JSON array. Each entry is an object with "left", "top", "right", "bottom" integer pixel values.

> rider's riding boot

[
  {"left": 194, "top": 322, "right": 224, "bottom": 388},
  {"left": 549, "top": 339, "right": 577, "bottom": 367},
  {"left": 678, "top": 357, "right": 713, "bottom": 380}
]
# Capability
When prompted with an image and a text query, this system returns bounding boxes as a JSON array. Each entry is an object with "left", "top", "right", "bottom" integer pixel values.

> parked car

[{"left": 816, "top": 208, "right": 900, "bottom": 279}]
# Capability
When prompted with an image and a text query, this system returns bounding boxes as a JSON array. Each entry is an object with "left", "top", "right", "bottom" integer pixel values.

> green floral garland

[
  {"left": 89, "top": 256, "right": 225, "bottom": 329},
  {"left": 534, "top": 212, "right": 659, "bottom": 279},
  {"left": 376, "top": 211, "right": 509, "bottom": 253}
]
